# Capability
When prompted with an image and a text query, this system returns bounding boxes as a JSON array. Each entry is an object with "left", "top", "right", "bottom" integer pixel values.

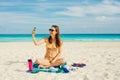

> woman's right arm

[{"left": 32, "top": 30, "right": 46, "bottom": 46}]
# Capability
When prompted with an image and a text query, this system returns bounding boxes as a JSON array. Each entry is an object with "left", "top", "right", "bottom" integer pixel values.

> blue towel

[{"left": 27, "top": 62, "right": 69, "bottom": 74}]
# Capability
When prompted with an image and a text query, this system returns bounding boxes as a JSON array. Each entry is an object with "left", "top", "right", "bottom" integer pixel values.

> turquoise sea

[{"left": 0, "top": 34, "right": 120, "bottom": 42}]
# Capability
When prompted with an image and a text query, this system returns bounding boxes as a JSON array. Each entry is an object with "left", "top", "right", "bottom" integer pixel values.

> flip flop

[{"left": 72, "top": 63, "right": 86, "bottom": 67}]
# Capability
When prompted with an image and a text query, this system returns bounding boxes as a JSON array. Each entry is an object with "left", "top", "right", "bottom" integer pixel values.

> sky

[{"left": 0, "top": 0, "right": 120, "bottom": 34}]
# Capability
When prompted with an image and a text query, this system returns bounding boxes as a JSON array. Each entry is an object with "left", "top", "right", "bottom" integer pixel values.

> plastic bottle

[{"left": 28, "top": 59, "right": 33, "bottom": 71}]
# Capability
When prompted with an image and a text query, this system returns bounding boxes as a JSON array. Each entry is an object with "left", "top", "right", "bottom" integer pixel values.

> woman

[{"left": 32, "top": 25, "right": 65, "bottom": 68}]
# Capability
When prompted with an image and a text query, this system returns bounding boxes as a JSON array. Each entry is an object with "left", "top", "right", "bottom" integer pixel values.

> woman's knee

[
  {"left": 36, "top": 58, "right": 50, "bottom": 66},
  {"left": 60, "top": 58, "right": 66, "bottom": 64}
]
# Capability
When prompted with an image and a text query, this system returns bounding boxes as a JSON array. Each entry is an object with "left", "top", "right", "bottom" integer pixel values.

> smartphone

[{"left": 33, "top": 27, "right": 36, "bottom": 31}]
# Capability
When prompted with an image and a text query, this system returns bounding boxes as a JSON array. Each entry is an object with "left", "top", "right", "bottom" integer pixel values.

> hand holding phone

[{"left": 32, "top": 27, "right": 36, "bottom": 35}]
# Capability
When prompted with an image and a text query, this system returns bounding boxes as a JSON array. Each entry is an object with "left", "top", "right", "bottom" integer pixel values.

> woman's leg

[
  {"left": 50, "top": 58, "right": 65, "bottom": 67},
  {"left": 36, "top": 58, "right": 50, "bottom": 68}
]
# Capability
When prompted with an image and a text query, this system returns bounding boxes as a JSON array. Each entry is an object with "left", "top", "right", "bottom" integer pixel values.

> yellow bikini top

[{"left": 46, "top": 44, "right": 58, "bottom": 50}]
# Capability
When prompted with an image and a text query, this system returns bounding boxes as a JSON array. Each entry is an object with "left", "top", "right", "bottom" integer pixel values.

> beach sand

[{"left": 0, "top": 42, "right": 120, "bottom": 80}]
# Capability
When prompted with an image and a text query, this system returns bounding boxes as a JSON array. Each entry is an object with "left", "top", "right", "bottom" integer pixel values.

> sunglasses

[{"left": 49, "top": 29, "right": 55, "bottom": 32}]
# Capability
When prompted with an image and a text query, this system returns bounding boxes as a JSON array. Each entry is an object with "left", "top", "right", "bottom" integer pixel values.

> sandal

[{"left": 72, "top": 63, "right": 86, "bottom": 67}]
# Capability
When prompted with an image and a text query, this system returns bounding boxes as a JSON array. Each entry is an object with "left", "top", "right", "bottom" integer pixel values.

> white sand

[{"left": 0, "top": 42, "right": 120, "bottom": 80}]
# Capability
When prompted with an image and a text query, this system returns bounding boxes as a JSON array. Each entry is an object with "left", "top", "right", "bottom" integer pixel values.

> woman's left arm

[{"left": 51, "top": 41, "right": 63, "bottom": 63}]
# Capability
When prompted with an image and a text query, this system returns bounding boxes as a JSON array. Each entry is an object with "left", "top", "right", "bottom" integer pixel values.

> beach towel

[{"left": 27, "top": 62, "right": 69, "bottom": 74}]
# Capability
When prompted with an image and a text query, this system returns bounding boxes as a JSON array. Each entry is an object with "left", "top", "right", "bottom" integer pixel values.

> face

[{"left": 49, "top": 27, "right": 57, "bottom": 36}]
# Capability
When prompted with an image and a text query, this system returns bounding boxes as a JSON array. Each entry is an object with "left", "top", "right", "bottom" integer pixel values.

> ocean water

[{"left": 0, "top": 34, "right": 120, "bottom": 42}]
